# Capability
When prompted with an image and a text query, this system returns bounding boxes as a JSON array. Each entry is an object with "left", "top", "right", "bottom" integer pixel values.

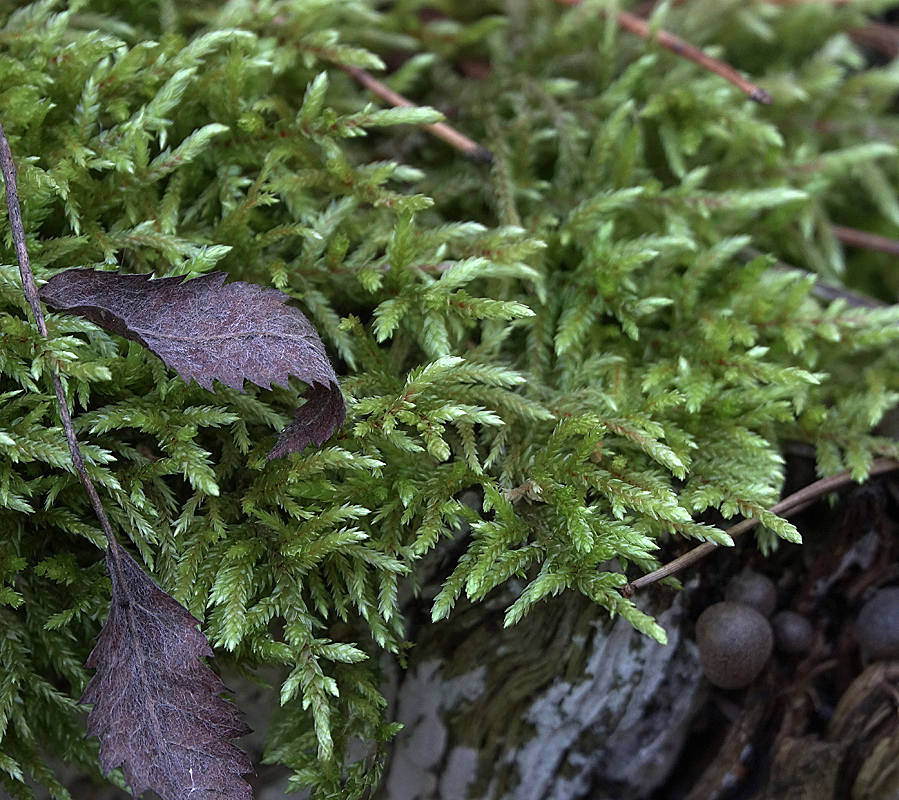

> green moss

[{"left": 3, "top": 0, "right": 899, "bottom": 796}]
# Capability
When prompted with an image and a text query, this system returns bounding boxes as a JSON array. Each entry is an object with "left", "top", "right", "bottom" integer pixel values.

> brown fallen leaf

[
  {"left": 40, "top": 268, "right": 346, "bottom": 459},
  {"left": 266, "top": 380, "right": 347, "bottom": 461},
  {"left": 81, "top": 540, "right": 253, "bottom": 800}
]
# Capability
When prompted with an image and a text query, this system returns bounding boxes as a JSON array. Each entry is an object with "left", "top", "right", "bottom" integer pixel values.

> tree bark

[{"left": 380, "top": 586, "right": 704, "bottom": 800}]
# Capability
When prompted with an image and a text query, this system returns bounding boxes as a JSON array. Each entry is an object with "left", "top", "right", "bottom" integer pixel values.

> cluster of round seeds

[
  {"left": 697, "top": 570, "right": 814, "bottom": 689},
  {"left": 698, "top": 571, "right": 899, "bottom": 689}
]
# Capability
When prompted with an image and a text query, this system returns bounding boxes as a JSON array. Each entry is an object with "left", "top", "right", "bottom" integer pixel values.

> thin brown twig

[
  {"left": 620, "top": 457, "right": 899, "bottom": 598},
  {"left": 849, "top": 22, "right": 899, "bottom": 60},
  {"left": 765, "top": 0, "right": 851, "bottom": 4},
  {"left": 742, "top": 246, "right": 887, "bottom": 310},
  {"left": 0, "top": 121, "right": 117, "bottom": 549},
  {"left": 554, "top": 1, "right": 772, "bottom": 105},
  {"left": 338, "top": 64, "right": 494, "bottom": 163},
  {"left": 833, "top": 225, "right": 899, "bottom": 259}
]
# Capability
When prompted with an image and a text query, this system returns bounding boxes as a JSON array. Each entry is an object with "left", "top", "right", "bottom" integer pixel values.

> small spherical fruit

[
  {"left": 855, "top": 588, "right": 899, "bottom": 661},
  {"left": 696, "top": 601, "right": 774, "bottom": 689},
  {"left": 724, "top": 569, "right": 777, "bottom": 617},
  {"left": 772, "top": 611, "right": 814, "bottom": 655}
]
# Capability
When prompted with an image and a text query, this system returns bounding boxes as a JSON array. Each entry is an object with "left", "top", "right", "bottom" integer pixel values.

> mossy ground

[{"left": 3, "top": 1, "right": 899, "bottom": 797}]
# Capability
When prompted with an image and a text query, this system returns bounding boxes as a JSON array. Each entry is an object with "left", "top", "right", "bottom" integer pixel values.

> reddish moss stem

[
  {"left": 554, "top": 1, "right": 772, "bottom": 104},
  {"left": 339, "top": 64, "right": 494, "bottom": 162},
  {"left": 621, "top": 457, "right": 899, "bottom": 598},
  {"left": 0, "top": 121, "right": 117, "bottom": 548},
  {"left": 833, "top": 225, "right": 899, "bottom": 258}
]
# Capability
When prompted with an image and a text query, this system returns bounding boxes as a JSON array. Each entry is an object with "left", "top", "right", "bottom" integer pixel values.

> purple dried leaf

[
  {"left": 80, "top": 541, "right": 253, "bottom": 800},
  {"left": 265, "top": 381, "right": 347, "bottom": 461},
  {"left": 40, "top": 268, "right": 346, "bottom": 458}
]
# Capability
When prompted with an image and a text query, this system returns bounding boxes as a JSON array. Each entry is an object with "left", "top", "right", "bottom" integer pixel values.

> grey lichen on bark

[{"left": 381, "top": 586, "right": 703, "bottom": 800}]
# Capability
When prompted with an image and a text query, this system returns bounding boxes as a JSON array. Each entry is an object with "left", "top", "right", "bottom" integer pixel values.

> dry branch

[
  {"left": 621, "top": 457, "right": 899, "bottom": 597},
  {"left": 555, "top": 1, "right": 772, "bottom": 104},
  {"left": 339, "top": 64, "right": 494, "bottom": 162}
]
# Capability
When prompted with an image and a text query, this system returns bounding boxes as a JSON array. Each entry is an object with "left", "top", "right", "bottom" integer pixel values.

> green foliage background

[{"left": 4, "top": 0, "right": 899, "bottom": 796}]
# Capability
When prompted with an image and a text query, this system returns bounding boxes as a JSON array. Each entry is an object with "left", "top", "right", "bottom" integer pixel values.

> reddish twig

[
  {"left": 0, "top": 122, "right": 117, "bottom": 548},
  {"left": 339, "top": 64, "right": 494, "bottom": 162},
  {"left": 764, "top": 0, "right": 851, "bottom": 5},
  {"left": 555, "top": 1, "right": 772, "bottom": 105},
  {"left": 849, "top": 22, "right": 899, "bottom": 60},
  {"left": 744, "top": 246, "right": 886, "bottom": 310},
  {"left": 620, "top": 457, "right": 899, "bottom": 597},
  {"left": 833, "top": 225, "right": 899, "bottom": 258}
]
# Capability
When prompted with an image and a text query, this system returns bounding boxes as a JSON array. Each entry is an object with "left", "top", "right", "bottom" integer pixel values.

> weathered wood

[{"left": 381, "top": 587, "right": 704, "bottom": 800}]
